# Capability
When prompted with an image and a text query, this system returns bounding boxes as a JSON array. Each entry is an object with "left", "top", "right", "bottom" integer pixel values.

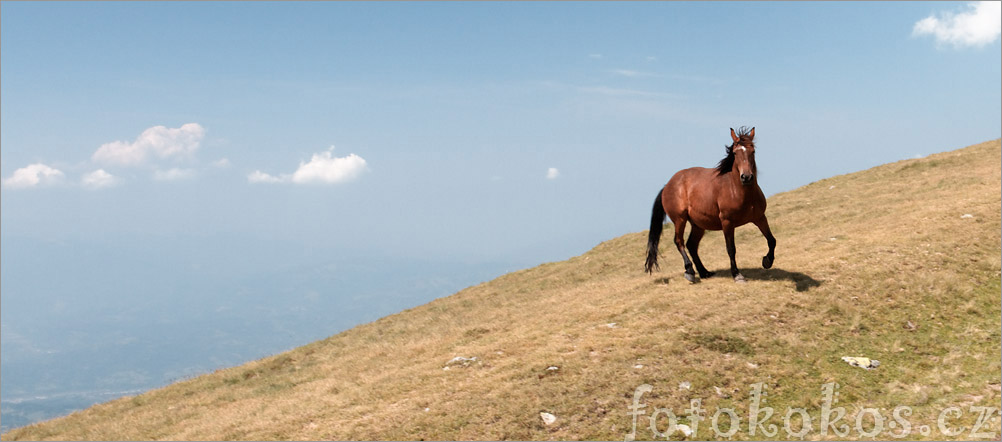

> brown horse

[{"left": 645, "top": 127, "right": 776, "bottom": 283}]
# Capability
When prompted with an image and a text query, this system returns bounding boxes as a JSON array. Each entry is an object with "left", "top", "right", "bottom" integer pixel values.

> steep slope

[{"left": 4, "top": 139, "right": 1000, "bottom": 441}]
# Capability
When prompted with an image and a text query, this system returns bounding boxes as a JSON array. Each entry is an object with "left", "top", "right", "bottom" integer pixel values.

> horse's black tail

[{"left": 645, "top": 188, "right": 666, "bottom": 274}]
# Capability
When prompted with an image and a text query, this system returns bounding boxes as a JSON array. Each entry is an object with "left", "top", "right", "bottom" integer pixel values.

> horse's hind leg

[
  {"left": 686, "top": 225, "right": 715, "bottom": 279},
  {"left": 753, "top": 216, "right": 777, "bottom": 269},
  {"left": 669, "top": 215, "right": 698, "bottom": 282}
]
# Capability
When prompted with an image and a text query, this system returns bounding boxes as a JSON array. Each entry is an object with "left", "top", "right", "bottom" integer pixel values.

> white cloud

[
  {"left": 212, "top": 158, "right": 231, "bottom": 168},
  {"left": 913, "top": 1, "right": 1002, "bottom": 48},
  {"left": 92, "top": 123, "right": 206, "bottom": 166},
  {"left": 153, "top": 168, "right": 196, "bottom": 181},
  {"left": 588, "top": 53, "right": 603, "bottom": 59},
  {"left": 248, "top": 148, "right": 369, "bottom": 185},
  {"left": 578, "top": 86, "right": 675, "bottom": 99},
  {"left": 247, "top": 170, "right": 284, "bottom": 184},
  {"left": 3, "top": 163, "right": 65, "bottom": 189},
  {"left": 248, "top": 147, "right": 370, "bottom": 183},
  {"left": 612, "top": 69, "right": 658, "bottom": 78},
  {"left": 546, "top": 167, "right": 560, "bottom": 180},
  {"left": 291, "top": 149, "right": 368, "bottom": 184},
  {"left": 82, "top": 169, "right": 118, "bottom": 189}
]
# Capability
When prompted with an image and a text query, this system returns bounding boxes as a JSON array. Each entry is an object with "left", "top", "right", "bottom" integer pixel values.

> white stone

[
  {"left": 444, "top": 356, "right": 479, "bottom": 368},
  {"left": 714, "top": 386, "right": 731, "bottom": 398},
  {"left": 841, "top": 356, "right": 880, "bottom": 369}
]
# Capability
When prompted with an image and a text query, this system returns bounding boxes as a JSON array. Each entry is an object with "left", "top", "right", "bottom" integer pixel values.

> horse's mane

[{"left": 715, "top": 126, "right": 754, "bottom": 175}]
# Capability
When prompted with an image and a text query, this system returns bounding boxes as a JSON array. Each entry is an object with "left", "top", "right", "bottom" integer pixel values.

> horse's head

[{"left": 729, "top": 127, "right": 756, "bottom": 185}]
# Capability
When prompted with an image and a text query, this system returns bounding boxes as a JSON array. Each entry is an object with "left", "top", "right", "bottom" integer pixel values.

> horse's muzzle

[{"left": 740, "top": 173, "right": 754, "bottom": 185}]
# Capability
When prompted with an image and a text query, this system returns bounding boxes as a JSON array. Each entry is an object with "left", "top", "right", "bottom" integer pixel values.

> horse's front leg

[
  {"left": 722, "top": 222, "right": 744, "bottom": 282},
  {"left": 753, "top": 216, "right": 776, "bottom": 269}
]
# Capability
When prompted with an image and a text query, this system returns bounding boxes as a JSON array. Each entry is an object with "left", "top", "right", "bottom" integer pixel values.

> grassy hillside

[{"left": 4, "top": 139, "right": 1000, "bottom": 441}]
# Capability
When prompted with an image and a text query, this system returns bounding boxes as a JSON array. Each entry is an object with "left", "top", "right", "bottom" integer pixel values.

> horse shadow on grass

[
  {"left": 650, "top": 268, "right": 821, "bottom": 292},
  {"left": 740, "top": 267, "right": 822, "bottom": 292}
]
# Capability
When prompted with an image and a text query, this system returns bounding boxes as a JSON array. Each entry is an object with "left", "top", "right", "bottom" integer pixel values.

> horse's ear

[
  {"left": 730, "top": 128, "right": 739, "bottom": 143},
  {"left": 749, "top": 127, "right": 755, "bottom": 139}
]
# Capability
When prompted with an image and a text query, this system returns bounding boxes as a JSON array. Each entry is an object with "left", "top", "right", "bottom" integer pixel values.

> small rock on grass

[
  {"left": 444, "top": 356, "right": 479, "bottom": 370},
  {"left": 714, "top": 386, "right": 731, "bottom": 398},
  {"left": 841, "top": 356, "right": 880, "bottom": 370}
]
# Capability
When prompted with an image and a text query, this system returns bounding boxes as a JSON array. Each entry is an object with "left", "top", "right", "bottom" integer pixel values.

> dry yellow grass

[{"left": 4, "top": 139, "right": 1000, "bottom": 441}]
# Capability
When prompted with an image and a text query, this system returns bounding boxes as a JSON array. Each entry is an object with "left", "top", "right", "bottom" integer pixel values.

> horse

[{"left": 644, "top": 127, "right": 776, "bottom": 283}]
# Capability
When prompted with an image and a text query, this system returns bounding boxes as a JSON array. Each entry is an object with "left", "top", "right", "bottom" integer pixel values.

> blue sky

[
  {"left": 2, "top": 2, "right": 1000, "bottom": 259},
  {"left": 1, "top": 1, "right": 1000, "bottom": 429}
]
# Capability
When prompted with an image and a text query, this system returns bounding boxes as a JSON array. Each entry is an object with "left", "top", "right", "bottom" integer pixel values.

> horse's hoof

[
  {"left": 684, "top": 273, "right": 698, "bottom": 283},
  {"left": 734, "top": 274, "right": 747, "bottom": 283},
  {"left": 700, "top": 271, "right": 716, "bottom": 279},
  {"left": 762, "top": 256, "right": 774, "bottom": 269}
]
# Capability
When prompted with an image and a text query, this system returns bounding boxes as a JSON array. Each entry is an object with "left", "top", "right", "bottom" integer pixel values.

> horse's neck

[{"left": 724, "top": 173, "right": 757, "bottom": 201}]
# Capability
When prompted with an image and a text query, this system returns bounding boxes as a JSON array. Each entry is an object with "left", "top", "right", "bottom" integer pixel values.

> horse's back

[{"left": 664, "top": 167, "right": 717, "bottom": 193}]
